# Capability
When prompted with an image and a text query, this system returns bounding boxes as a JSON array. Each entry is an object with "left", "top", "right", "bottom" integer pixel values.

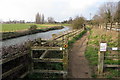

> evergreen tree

[
  {"left": 41, "top": 14, "right": 44, "bottom": 24},
  {"left": 35, "top": 13, "right": 41, "bottom": 24}
]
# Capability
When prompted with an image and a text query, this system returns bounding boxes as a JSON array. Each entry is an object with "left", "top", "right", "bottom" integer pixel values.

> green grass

[
  {"left": 1, "top": 23, "right": 69, "bottom": 32},
  {"left": 105, "top": 69, "right": 120, "bottom": 78},
  {"left": 24, "top": 73, "right": 63, "bottom": 79},
  {"left": 85, "top": 46, "right": 98, "bottom": 66},
  {"left": 68, "top": 30, "right": 87, "bottom": 47},
  {"left": 61, "top": 24, "right": 71, "bottom": 26},
  {"left": 85, "top": 27, "right": 119, "bottom": 78}
]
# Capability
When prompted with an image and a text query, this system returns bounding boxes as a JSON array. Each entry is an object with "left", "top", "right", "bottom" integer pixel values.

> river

[{"left": 1, "top": 26, "right": 71, "bottom": 47}]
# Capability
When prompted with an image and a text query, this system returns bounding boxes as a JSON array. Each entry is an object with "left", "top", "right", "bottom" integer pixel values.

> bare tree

[
  {"left": 68, "top": 17, "right": 73, "bottom": 24},
  {"left": 114, "top": 1, "right": 120, "bottom": 23},
  {"left": 97, "top": 2, "right": 118, "bottom": 29},
  {"left": 47, "top": 17, "right": 55, "bottom": 23},
  {"left": 92, "top": 15, "right": 101, "bottom": 27}
]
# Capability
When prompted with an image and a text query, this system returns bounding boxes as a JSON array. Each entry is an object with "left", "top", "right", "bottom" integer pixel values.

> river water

[{"left": 1, "top": 26, "right": 71, "bottom": 47}]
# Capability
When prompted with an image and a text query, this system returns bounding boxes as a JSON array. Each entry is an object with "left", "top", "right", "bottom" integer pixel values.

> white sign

[
  {"left": 112, "top": 47, "right": 118, "bottom": 51},
  {"left": 60, "top": 47, "right": 63, "bottom": 50},
  {"left": 100, "top": 43, "right": 107, "bottom": 51}
]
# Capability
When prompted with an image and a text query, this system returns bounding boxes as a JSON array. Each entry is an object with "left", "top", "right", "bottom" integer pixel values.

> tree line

[
  {"left": 92, "top": 1, "right": 120, "bottom": 25},
  {"left": 35, "top": 1, "right": 120, "bottom": 29},
  {"left": 71, "top": 1, "right": 120, "bottom": 29},
  {"left": 35, "top": 13, "right": 56, "bottom": 24}
]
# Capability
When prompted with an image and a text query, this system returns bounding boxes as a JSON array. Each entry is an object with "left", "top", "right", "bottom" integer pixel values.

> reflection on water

[{"left": 1, "top": 26, "right": 71, "bottom": 47}]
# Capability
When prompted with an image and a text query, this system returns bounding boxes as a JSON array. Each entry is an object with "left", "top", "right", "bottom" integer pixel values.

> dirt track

[{"left": 68, "top": 32, "right": 91, "bottom": 78}]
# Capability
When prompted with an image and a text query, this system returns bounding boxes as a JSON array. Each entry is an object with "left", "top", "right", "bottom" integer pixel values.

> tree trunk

[{"left": 110, "top": 22, "right": 113, "bottom": 30}]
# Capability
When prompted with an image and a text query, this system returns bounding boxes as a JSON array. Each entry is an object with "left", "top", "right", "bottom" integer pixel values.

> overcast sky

[{"left": 0, "top": 0, "right": 119, "bottom": 22}]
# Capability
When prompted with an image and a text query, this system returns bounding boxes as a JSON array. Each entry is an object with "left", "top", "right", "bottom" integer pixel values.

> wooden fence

[
  {"left": 1, "top": 29, "right": 84, "bottom": 79},
  {"left": 102, "top": 23, "right": 120, "bottom": 31},
  {"left": 98, "top": 42, "right": 120, "bottom": 76},
  {"left": 26, "top": 29, "right": 83, "bottom": 78}
]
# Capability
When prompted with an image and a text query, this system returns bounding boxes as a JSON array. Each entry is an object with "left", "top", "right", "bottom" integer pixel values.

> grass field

[
  {"left": 0, "top": 23, "right": 70, "bottom": 32},
  {"left": 85, "top": 27, "right": 119, "bottom": 78}
]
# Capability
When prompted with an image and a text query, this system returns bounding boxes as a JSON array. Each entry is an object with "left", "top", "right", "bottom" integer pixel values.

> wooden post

[
  {"left": 52, "top": 34, "right": 57, "bottom": 40},
  {"left": 98, "top": 51, "right": 105, "bottom": 75},
  {"left": 63, "top": 36, "right": 68, "bottom": 78},
  {"left": 38, "top": 38, "right": 41, "bottom": 46},
  {"left": 110, "top": 22, "right": 112, "bottom": 30},
  {"left": 98, "top": 42, "right": 107, "bottom": 76},
  {"left": 105, "top": 23, "right": 107, "bottom": 30},
  {"left": 30, "top": 50, "right": 34, "bottom": 75}
]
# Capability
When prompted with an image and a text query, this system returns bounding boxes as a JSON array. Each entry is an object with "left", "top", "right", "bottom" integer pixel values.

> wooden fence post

[
  {"left": 98, "top": 51, "right": 105, "bottom": 75},
  {"left": 105, "top": 23, "right": 107, "bottom": 30},
  {"left": 110, "top": 22, "right": 112, "bottom": 30},
  {"left": 98, "top": 42, "right": 107, "bottom": 75},
  {"left": 38, "top": 38, "right": 41, "bottom": 46},
  {"left": 63, "top": 36, "right": 68, "bottom": 78},
  {"left": 29, "top": 49, "right": 33, "bottom": 75}
]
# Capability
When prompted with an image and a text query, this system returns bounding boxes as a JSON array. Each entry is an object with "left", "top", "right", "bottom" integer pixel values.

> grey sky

[{"left": 0, "top": 0, "right": 119, "bottom": 22}]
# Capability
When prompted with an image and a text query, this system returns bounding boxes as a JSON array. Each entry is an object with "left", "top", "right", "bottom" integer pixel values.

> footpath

[{"left": 68, "top": 32, "right": 91, "bottom": 78}]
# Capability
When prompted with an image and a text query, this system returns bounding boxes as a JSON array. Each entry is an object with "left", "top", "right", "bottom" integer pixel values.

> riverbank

[{"left": 1, "top": 26, "right": 64, "bottom": 41}]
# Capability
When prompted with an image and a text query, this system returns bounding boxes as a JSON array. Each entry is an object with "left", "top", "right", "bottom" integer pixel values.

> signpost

[{"left": 98, "top": 42, "right": 107, "bottom": 75}]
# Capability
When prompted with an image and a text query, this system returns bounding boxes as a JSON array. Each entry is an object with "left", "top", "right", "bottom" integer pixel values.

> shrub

[
  {"left": 29, "top": 25, "right": 37, "bottom": 31},
  {"left": 72, "top": 17, "right": 85, "bottom": 29}
]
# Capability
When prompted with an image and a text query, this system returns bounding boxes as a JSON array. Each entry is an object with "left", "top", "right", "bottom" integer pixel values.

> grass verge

[
  {"left": 85, "top": 27, "right": 119, "bottom": 78},
  {"left": 68, "top": 30, "right": 87, "bottom": 48}
]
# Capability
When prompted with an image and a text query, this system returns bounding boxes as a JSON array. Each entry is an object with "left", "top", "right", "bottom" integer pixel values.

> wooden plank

[
  {"left": 104, "top": 64, "right": 120, "bottom": 67},
  {"left": 19, "top": 71, "right": 29, "bottom": 78},
  {"left": 53, "top": 30, "right": 77, "bottom": 40},
  {"left": 41, "top": 41, "right": 63, "bottom": 48},
  {"left": 31, "top": 47, "right": 63, "bottom": 51},
  {"left": 41, "top": 40, "right": 62, "bottom": 46},
  {"left": 33, "top": 58, "right": 63, "bottom": 62},
  {"left": 68, "top": 30, "right": 83, "bottom": 39},
  {"left": 39, "top": 50, "right": 48, "bottom": 59},
  {"left": 2, "top": 64, "right": 24, "bottom": 78},
  {"left": 0, "top": 52, "right": 28, "bottom": 65},
  {"left": 33, "top": 70, "right": 67, "bottom": 74},
  {"left": 41, "top": 40, "right": 62, "bottom": 42},
  {"left": 105, "top": 56, "right": 119, "bottom": 58},
  {"left": 53, "top": 29, "right": 82, "bottom": 41}
]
